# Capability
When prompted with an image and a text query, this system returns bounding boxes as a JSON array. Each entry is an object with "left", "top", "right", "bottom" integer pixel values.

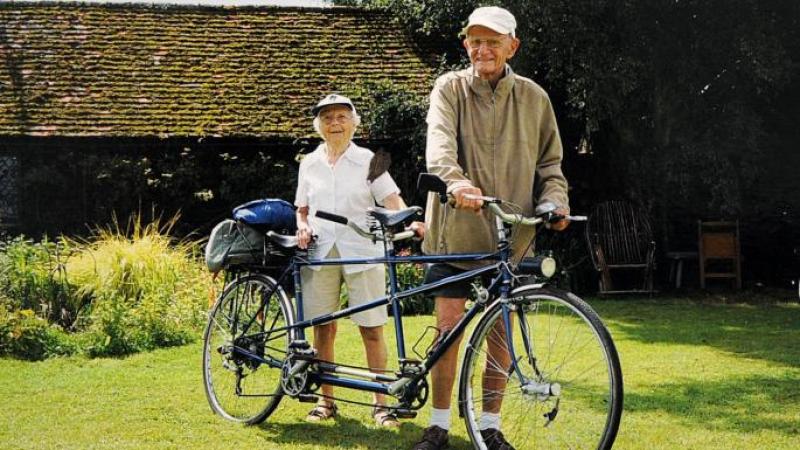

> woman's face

[{"left": 318, "top": 105, "right": 355, "bottom": 146}]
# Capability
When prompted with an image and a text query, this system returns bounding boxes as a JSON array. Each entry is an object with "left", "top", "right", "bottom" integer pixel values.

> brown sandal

[
  {"left": 306, "top": 402, "right": 338, "bottom": 422},
  {"left": 372, "top": 406, "right": 401, "bottom": 428}
]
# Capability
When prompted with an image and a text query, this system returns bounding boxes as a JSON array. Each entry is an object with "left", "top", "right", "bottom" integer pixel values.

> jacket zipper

[{"left": 491, "top": 90, "right": 497, "bottom": 196}]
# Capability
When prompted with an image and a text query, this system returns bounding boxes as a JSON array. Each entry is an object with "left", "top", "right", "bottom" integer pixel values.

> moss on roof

[{"left": 0, "top": 2, "right": 438, "bottom": 138}]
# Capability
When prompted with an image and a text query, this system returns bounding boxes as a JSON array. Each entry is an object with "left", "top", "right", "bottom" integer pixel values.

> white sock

[
  {"left": 479, "top": 412, "right": 501, "bottom": 431},
  {"left": 429, "top": 407, "right": 451, "bottom": 431}
]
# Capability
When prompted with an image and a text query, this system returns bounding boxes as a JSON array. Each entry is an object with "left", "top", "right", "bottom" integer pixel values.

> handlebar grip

[{"left": 315, "top": 210, "right": 348, "bottom": 225}]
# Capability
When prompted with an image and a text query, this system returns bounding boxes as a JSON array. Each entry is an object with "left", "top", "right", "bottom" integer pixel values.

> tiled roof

[{"left": 0, "top": 2, "right": 438, "bottom": 138}]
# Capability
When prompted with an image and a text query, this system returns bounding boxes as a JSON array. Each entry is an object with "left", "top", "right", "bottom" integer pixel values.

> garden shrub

[
  {"left": 66, "top": 215, "right": 212, "bottom": 357},
  {"left": 0, "top": 306, "right": 76, "bottom": 360},
  {"left": 0, "top": 236, "right": 86, "bottom": 330},
  {"left": 0, "top": 215, "right": 216, "bottom": 360},
  {"left": 394, "top": 261, "right": 431, "bottom": 315}
]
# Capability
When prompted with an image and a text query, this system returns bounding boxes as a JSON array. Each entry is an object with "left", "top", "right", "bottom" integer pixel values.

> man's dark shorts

[{"left": 423, "top": 263, "right": 492, "bottom": 298}]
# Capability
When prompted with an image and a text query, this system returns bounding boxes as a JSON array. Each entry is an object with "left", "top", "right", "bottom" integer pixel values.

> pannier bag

[
  {"left": 205, "top": 219, "right": 265, "bottom": 273},
  {"left": 205, "top": 199, "right": 297, "bottom": 273}
]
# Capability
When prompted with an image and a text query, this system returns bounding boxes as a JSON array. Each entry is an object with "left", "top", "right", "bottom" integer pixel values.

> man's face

[
  {"left": 463, "top": 25, "right": 520, "bottom": 81},
  {"left": 318, "top": 105, "right": 355, "bottom": 144}
]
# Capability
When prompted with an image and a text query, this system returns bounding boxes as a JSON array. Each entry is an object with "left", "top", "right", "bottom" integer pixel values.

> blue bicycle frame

[{"left": 246, "top": 213, "right": 533, "bottom": 399}]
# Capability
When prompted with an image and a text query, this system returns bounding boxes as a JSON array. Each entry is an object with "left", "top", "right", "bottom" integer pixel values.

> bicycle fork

[{"left": 500, "top": 301, "right": 562, "bottom": 424}]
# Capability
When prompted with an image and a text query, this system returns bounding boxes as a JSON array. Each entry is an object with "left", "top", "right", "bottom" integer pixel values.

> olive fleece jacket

[{"left": 422, "top": 65, "right": 569, "bottom": 267}]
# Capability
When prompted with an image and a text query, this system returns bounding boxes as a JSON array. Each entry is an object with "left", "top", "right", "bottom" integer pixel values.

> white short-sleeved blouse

[{"left": 295, "top": 142, "right": 400, "bottom": 273}]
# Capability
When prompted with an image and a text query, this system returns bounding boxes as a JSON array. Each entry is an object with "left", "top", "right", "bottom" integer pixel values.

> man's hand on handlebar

[
  {"left": 452, "top": 186, "right": 484, "bottom": 212},
  {"left": 547, "top": 207, "right": 571, "bottom": 231}
]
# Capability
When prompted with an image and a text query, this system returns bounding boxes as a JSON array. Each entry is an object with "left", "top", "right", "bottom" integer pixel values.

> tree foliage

[
  {"left": 341, "top": 0, "right": 799, "bottom": 218},
  {"left": 337, "top": 1, "right": 800, "bottom": 285},
  {"left": 520, "top": 0, "right": 796, "bottom": 218}
]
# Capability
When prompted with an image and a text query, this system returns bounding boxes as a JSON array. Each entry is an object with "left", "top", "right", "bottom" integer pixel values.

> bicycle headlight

[
  {"left": 540, "top": 256, "right": 557, "bottom": 278},
  {"left": 518, "top": 255, "right": 557, "bottom": 279}
]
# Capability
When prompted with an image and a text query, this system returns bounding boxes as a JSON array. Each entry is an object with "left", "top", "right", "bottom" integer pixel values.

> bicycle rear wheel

[
  {"left": 202, "top": 273, "right": 295, "bottom": 424},
  {"left": 459, "top": 286, "right": 623, "bottom": 450}
]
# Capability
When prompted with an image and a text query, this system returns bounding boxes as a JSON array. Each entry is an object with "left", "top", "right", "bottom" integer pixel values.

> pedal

[
  {"left": 399, "top": 358, "right": 421, "bottom": 365},
  {"left": 398, "top": 358, "right": 423, "bottom": 377},
  {"left": 297, "top": 393, "right": 318, "bottom": 403},
  {"left": 393, "top": 408, "right": 418, "bottom": 419}
]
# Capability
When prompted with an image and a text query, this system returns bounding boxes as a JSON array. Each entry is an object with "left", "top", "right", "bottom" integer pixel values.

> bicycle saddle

[
  {"left": 266, "top": 231, "right": 298, "bottom": 248},
  {"left": 367, "top": 206, "right": 423, "bottom": 228}
]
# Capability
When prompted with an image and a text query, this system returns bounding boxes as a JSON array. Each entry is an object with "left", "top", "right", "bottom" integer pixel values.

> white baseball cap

[
  {"left": 311, "top": 94, "right": 356, "bottom": 117},
  {"left": 460, "top": 6, "right": 517, "bottom": 37}
]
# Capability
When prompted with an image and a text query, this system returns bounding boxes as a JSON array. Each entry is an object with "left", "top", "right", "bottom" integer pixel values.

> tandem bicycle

[{"left": 202, "top": 174, "right": 623, "bottom": 449}]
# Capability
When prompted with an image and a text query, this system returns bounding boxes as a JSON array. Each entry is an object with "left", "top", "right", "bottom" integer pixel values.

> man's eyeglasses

[{"left": 466, "top": 37, "right": 507, "bottom": 49}]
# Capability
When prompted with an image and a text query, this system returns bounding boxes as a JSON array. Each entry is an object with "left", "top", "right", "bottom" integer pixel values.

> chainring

[{"left": 280, "top": 357, "right": 309, "bottom": 397}]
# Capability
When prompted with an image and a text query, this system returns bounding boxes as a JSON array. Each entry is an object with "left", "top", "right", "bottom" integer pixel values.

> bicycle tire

[
  {"left": 202, "top": 273, "right": 295, "bottom": 424},
  {"left": 458, "top": 286, "right": 623, "bottom": 450}
]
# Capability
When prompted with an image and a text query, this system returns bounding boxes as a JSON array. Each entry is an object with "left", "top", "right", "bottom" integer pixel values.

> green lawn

[{"left": 2, "top": 298, "right": 799, "bottom": 449}]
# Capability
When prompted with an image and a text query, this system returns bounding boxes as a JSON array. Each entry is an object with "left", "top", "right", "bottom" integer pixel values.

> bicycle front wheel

[
  {"left": 459, "top": 286, "right": 623, "bottom": 450},
  {"left": 202, "top": 273, "right": 295, "bottom": 424}
]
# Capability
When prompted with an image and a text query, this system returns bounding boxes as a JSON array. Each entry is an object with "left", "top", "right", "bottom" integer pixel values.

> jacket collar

[{"left": 467, "top": 64, "right": 515, "bottom": 99}]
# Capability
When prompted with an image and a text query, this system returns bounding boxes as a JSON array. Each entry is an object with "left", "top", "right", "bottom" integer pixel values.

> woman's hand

[
  {"left": 296, "top": 206, "right": 314, "bottom": 249},
  {"left": 296, "top": 223, "right": 314, "bottom": 249},
  {"left": 408, "top": 221, "right": 426, "bottom": 239}
]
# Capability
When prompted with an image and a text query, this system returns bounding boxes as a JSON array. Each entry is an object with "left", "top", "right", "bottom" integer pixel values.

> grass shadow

[
  {"left": 626, "top": 373, "right": 800, "bottom": 436},
  {"left": 590, "top": 298, "right": 800, "bottom": 367},
  {"left": 260, "top": 414, "right": 473, "bottom": 449}
]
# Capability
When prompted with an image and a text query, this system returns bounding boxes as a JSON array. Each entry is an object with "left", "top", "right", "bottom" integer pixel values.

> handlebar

[
  {"left": 461, "top": 194, "right": 587, "bottom": 225},
  {"left": 314, "top": 210, "right": 415, "bottom": 243},
  {"left": 314, "top": 196, "right": 584, "bottom": 244},
  {"left": 315, "top": 210, "right": 348, "bottom": 225}
]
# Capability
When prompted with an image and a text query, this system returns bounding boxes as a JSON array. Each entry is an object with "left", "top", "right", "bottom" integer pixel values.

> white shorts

[{"left": 300, "top": 246, "right": 387, "bottom": 327}]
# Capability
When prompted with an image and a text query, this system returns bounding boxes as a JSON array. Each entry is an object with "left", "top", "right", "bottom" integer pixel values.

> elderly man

[{"left": 413, "top": 6, "right": 570, "bottom": 450}]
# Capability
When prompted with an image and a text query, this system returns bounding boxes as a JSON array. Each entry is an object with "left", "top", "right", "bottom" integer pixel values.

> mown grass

[{"left": 1, "top": 298, "right": 798, "bottom": 449}]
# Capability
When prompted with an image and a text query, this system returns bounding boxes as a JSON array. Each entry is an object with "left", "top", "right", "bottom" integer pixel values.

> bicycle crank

[{"left": 280, "top": 357, "right": 309, "bottom": 397}]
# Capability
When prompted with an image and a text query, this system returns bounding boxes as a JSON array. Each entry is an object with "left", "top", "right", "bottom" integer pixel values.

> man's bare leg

[
  {"left": 431, "top": 296, "right": 467, "bottom": 410},
  {"left": 483, "top": 318, "right": 512, "bottom": 414}
]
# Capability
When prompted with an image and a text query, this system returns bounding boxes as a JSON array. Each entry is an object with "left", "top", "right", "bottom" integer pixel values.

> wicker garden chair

[{"left": 585, "top": 200, "right": 656, "bottom": 294}]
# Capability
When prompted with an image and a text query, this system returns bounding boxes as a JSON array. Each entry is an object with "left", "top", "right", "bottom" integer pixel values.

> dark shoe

[
  {"left": 411, "top": 425, "right": 449, "bottom": 450},
  {"left": 480, "top": 428, "right": 515, "bottom": 450}
]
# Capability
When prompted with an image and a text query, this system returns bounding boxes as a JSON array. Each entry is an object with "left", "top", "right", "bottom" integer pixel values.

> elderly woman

[{"left": 294, "top": 94, "right": 422, "bottom": 427}]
